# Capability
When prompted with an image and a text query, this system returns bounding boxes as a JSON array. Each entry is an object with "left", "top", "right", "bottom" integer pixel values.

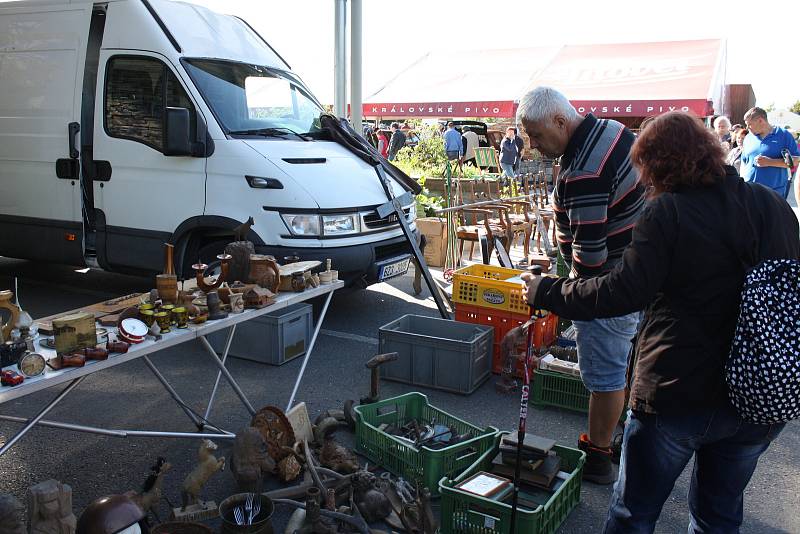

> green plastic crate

[
  {"left": 530, "top": 369, "right": 590, "bottom": 413},
  {"left": 439, "top": 432, "right": 585, "bottom": 534},
  {"left": 354, "top": 392, "right": 498, "bottom": 496}
]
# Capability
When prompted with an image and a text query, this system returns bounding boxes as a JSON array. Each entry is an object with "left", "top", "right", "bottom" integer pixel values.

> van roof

[{"left": 4, "top": 0, "right": 288, "bottom": 70}]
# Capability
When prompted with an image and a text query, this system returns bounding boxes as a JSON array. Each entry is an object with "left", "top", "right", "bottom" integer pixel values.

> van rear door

[{"left": 0, "top": 2, "right": 92, "bottom": 264}]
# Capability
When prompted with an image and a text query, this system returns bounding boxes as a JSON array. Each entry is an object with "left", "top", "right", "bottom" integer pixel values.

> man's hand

[
  {"left": 755, "top": 155, "right": 781, "bottom": 168},
  {"left": 520, "top": 272, "right": 544, "bottom": 306}
]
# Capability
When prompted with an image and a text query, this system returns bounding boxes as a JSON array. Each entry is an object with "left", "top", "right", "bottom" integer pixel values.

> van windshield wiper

[{"left": 228, "top": 127, "right": 310, "bottom": 141}]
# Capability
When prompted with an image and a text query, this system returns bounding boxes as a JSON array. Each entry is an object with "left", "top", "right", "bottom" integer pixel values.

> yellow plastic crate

[{"left": 452, "top": 264, "right": 531, "bottom": 314}]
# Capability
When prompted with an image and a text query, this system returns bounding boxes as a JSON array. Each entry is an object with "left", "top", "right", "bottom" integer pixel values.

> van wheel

[{"left": 185, "top": 239, "right": 229, "bottom": 280}]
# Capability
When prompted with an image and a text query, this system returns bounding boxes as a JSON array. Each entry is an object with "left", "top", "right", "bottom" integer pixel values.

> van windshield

[{"left": 183, "top": 59, "right": 324, "bottom": 137}]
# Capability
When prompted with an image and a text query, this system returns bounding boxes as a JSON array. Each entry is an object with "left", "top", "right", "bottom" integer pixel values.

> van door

[
  {"left": 0, "top": 2, "right": 92, "bottom": 264},
  {"left": 92, "top": 52, "right": 207, "bottom": 272}
]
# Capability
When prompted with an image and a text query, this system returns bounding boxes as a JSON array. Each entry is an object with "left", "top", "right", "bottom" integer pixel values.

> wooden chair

[
  {"left": 522, "top": 172, "right": 557, "bottom": 254},
  {"left": 474, "top": 147, "right": 501, "bottom": 176},
  {"left": 455, "top": 204, "right": 514, "bottom": 262}
]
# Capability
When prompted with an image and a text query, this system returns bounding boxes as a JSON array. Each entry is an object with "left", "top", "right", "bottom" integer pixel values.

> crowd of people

[
  {"left": 714, "top": 110, "right": 800, "bottom": 200},
  {"left": 514, "top": 86, "right": 799, "bottom": 533}
]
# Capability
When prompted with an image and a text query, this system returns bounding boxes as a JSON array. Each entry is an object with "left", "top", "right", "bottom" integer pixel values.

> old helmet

[{"left": 76, "top": 494, "right": 147, "bottom": 534}]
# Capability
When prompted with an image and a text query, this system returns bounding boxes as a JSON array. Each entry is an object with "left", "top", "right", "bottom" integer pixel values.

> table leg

[
  {"left": 286, "top": 290, "right": 334, "bottom": 411},
  {"left": 203, "top": 325, "right": 236, "bottom": 423},
  {"left": 198, "top": 334, "right": 256, "bottom": 416},
  {"left": 0, "top": 377, "right": 84, "bottom": 456},
  {"left": 142, "top": 355, "right": 208, "bottom": 431}
]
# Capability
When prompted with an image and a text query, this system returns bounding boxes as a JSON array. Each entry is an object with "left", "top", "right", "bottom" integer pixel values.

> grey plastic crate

[
  {"left": 208, "top": 303, "right": 313, "bottom": 365},
  {"left": 378, "top": 314, "right": 493, "bottom": 395}
]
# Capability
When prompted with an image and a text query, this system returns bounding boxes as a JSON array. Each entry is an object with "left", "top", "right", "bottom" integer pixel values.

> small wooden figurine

[
  {"left": 26, "top": 479, "right": 77, "bottom": 534},
  {"left": 180, "top": 440, "right": 225, "bottom": 511},
  {"left": 230, "top": 427, "right": 275, "bottom": 493},
  {"left": 128, "top": 457, "right": 172, "bottom": 523}
]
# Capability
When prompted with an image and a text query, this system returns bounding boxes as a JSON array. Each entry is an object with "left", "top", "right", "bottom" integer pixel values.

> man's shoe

[{"left": 578, "top": 433, "right": 615, "bottom": 485}]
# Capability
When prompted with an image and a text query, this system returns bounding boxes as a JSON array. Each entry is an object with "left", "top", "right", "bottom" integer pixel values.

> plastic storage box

[
  {"left": 208, "top": 303, "right": 313, "bottom": 365},
  {"left": 378, "top": 314, "right": 493, "bottom": 394},
  {"left": 354, "top": 392, "right": 498, "bottom": 496},
  {"left": 454, "top": 304, "right": 558, "bottom": 377},
  {"left": 439, "top": 432, "right": 585, "bottom": 534}
]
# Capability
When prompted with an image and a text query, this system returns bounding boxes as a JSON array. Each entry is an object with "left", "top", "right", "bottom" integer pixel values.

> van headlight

[
  {"left": 322, "top": 213, "right": 361, "bottom": 235},
  {"left": 282, "top": 214, "right": 321, "bottom": 236}
]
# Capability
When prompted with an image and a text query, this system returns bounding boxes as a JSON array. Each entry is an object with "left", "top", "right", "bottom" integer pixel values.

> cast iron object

[
  {"left": 206, "top": 291, "right": 228, "bottom": 321},
  {"left": 360, "top": 352, "right": 398, "bottom": 404},
  {"left": 251, "top": 406, "right": 295, "bottom": 461},
  {"left": 76, "top": 494, "right": 145, "bottom": 534},
  {"left": 0, "top": 340, "right": 27, "bottom": 368},
  {"left": 232, "top": 216, "right": 255, "bottom": 243}
]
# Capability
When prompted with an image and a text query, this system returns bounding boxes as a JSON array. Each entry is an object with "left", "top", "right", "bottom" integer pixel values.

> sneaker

[{"left": 578, "top": 433, "right": 615, "bottom": 485}]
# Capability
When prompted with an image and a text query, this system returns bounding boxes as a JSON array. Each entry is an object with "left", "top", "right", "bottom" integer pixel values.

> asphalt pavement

[{"left": 0, "top": 257, "right": 797, "bottom": 533}]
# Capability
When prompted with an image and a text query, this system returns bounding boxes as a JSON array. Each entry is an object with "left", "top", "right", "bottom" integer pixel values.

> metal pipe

[
  {"left": 0, "top": 377, "right": 84, "bottom": 455},
  {"left": 0, "top": 415, "right": 236, "bottom": 440},
  {"left": 198, "top": 336, "right": 256, "bottom": 416},
  {"left": 286, "top": 291, "right": 334, "bottom": 411},
  {"left": 333, "top": 0, "right": 347, "bottom": 117},
  {"left": 143, "top": 355, "right": 204, "bottom": 429},
  {"left": 349, "top": 0, "right": 362, "bottom": 131},
  {"left": 203, "top": 324, "right": 237, "bottom": 422}
]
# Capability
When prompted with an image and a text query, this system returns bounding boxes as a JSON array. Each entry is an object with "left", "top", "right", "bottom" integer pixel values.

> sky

[{"left": 193, "top": 1, "right": 795, "bottom": 110}]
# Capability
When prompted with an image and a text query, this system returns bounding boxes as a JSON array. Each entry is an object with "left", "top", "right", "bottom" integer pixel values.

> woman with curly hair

[{"left": 521, "top": 111, "right": 799, "bottom": 533}]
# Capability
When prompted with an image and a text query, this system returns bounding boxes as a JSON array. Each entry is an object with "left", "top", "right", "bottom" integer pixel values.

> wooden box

[{"left": 52, "top": 312, "right": 96, "bottom": 355}]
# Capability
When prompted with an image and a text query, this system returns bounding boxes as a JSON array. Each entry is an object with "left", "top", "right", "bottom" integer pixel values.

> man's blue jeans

[{"left": 604, "top": 403, "right": 784, "bottom": 533}]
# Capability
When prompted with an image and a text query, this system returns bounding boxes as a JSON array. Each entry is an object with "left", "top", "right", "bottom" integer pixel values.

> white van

[{"left": 0, "top": 0, "right": 418, "bottom": 285}]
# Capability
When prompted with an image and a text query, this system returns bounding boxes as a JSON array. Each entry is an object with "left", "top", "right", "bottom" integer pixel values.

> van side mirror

[{"left": 163, "top": 107, "right": 192, "bottom": 156}]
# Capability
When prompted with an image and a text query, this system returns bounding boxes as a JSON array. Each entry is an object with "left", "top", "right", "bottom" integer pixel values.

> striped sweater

[{"left": 554, "top": 114, "right": 645, "bottom": 278}]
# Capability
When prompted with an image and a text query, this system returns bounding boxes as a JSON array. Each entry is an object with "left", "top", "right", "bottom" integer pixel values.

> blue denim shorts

[{"left": 572, "top": 313, "right": 639, "bottom": 392}]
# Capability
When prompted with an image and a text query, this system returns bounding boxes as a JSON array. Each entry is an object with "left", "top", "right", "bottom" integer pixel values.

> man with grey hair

[
  {"left": 517, "top": 86, "right": 645, "bottom": 484},
  {"left": 713, "top": 115, "right": 732, "bottom": 147}
]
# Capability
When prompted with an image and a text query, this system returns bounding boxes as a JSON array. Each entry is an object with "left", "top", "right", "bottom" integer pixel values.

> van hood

[{"left": 244, "top": 139, "right": 410, "bottom": 209}]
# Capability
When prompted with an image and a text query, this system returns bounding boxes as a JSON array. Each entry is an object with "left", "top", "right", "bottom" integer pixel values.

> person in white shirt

[{"left": 462, "top": 127, "right": 480, "bottom": 167}]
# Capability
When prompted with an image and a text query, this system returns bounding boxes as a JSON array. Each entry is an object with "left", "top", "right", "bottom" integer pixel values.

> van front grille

[{"left": 363, "top": 207, "right": 411, "bottom": 229}]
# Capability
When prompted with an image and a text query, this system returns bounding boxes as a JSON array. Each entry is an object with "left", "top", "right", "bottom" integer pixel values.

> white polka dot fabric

[{"left": 726, "top": 259, "right": 800, "bottom": 424}]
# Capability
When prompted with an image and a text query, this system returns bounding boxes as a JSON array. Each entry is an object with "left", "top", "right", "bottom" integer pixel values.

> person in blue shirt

[
  {"left": 500, "top": 127, "right": 519, "bottom": 178},
  {"left": 741, "top": 107, "right": 799, "bottom": 198},
  {"left": 442, "top": 122, "right": 463, "bottom": 163}
]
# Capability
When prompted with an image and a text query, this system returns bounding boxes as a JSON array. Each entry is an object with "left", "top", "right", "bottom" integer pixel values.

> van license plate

[{"left": 378, "top": 257, "right": 411, "bottom": 281}]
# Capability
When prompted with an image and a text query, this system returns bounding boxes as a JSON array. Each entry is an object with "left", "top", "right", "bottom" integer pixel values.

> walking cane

[{"left": 509, "top": 265, "right": 543, "bottom": 534}]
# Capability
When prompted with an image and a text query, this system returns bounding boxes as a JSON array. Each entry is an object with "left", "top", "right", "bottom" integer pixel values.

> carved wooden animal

[
  {"left": 231, "top": 427, "right": 275, "bottom": 492},
  {"left": 232, "top": 217, "right": 255, "bottom": 242},
  {"left": 181, "top": 440, "right": 225, "bottom": 510},
  {"left": 130, "top": 457, "right": 172, "bottom": 522}
]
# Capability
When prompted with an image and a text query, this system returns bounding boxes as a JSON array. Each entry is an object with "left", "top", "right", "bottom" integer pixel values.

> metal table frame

[{"left": 0, "top": 281, "right": 343, "bottom": 456}]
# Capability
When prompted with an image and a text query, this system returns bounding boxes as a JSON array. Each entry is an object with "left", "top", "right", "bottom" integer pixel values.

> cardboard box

[{"left": 416, "top": 217, "right": 448, "bottom": 267}]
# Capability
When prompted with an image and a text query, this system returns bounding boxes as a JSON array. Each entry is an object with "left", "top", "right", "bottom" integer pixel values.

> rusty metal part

[
  {"left": 251, "top": 406, "right": 296, "bottom": 461},
  {"left": 419, "top": 488, "right": 437, "bottom": 534},
  {"left": 278, "top": 455, "right": 302, "bottom": 482},
  {"left": 362, "top": 353, "right": 398, "bottom": 404},
  {"left": 271, "top": 499, "right": 368, "bottom": 534}
]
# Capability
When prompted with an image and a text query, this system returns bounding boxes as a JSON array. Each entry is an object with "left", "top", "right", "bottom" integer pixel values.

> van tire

[{"left": 181, "top": 238, "right": 229, "bottom": 279}]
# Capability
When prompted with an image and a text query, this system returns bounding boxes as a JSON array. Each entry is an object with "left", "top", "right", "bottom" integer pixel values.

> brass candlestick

[{"left": 193, "top": 254, "right": 232, "bottom": 293}]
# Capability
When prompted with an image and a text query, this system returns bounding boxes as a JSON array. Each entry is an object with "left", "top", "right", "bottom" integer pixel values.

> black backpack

[{"left": 725, "top": 258, "right": 800, "bottom": 424}]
